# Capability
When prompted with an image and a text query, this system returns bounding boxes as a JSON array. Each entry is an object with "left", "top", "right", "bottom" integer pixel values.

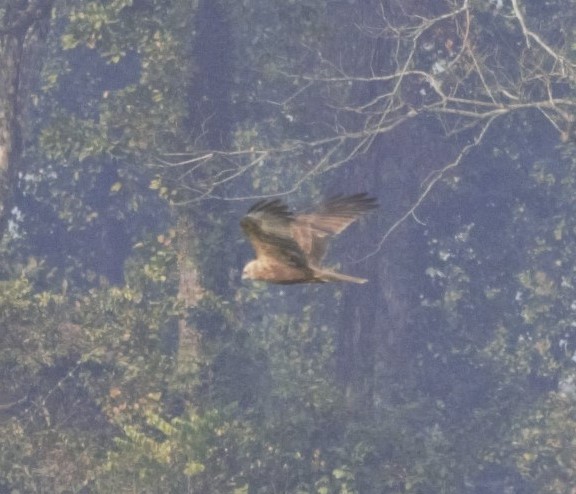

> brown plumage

[{"left": 240, "top": 193, "right": 377, "bottom": 284}]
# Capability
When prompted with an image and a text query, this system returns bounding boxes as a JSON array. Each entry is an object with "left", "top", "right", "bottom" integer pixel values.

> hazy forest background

[{"left": 1, "top": 0, "right": 576, "bottom": 492}]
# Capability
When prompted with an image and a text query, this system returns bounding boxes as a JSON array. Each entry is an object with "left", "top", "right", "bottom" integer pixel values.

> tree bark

[
  {"left": 175, "top": 214, "right": 204, "bottom": 380},
  {"left": 0, "top": 0, "right": 54, "bottom": 236},
  {"left": 0, "top": 32, "right": 23, "bottom": 235}
]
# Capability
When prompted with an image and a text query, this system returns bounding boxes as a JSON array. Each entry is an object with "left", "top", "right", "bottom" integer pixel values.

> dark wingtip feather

[
  {"left": 247, "top": 198, "right": 294, "bottom": 219},
  {"left": 323, "top": 193, "right": 378, "bottom": 213}
]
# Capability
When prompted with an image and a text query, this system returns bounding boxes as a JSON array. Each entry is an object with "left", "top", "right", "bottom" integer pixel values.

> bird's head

[{"left": 241, "top": 261, "right": 257, "bottom": 281}]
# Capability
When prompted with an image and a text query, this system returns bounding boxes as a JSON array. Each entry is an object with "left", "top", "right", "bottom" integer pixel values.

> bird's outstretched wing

[
  {"left": 240, "top": 199, "right": 309, "bottom": 269},
  {"left": 292, "top": 193, "right": 378, "bottom": 264}
]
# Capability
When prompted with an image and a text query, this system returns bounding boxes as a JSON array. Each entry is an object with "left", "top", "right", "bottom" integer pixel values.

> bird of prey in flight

[{"left": 240, "top": 193, "right": 377, "bottom": 284}]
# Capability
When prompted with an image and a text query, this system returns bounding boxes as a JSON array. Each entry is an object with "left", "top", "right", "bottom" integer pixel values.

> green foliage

[
  {"left": 510, "top": 393, "right": 576, "bottom": 494},
  {"left": 415, "top": 127, "right": 576, "bottom": 490},
  {"left": 0, "top": 237, "right": 178, "bottom": 491},
  {"left": 11, "top": 0, "right": 197, "bottom": 288}
]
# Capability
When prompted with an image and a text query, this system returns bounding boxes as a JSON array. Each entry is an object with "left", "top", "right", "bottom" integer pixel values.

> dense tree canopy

[{"left": 0, "top": 0, "right": 575, "bottom": 493}]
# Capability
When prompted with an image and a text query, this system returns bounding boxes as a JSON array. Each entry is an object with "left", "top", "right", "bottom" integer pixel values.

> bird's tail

[{"left": 315, "top": 268, "right": 368, "bottom": 284}]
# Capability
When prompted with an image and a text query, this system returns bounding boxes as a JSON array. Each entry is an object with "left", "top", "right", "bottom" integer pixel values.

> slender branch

[
  {"left": 510, "top": 0, "right": 576, "bottom": 75},
  {"left": 355, "top": 116, "right": 498, "bottom": 262},
  {"left": 159, "top": 0, "right": 576, "bottom": 229}
]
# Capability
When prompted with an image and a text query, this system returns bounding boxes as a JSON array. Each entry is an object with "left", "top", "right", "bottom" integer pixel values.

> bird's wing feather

[
  {"left": 241, "top": 199, "right": 309, "bottom": 269},
  {"left": 293, "top": 193, "right": 377, "bottom": 263}
]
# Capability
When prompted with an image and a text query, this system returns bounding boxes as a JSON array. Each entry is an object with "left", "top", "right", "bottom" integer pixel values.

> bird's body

[{"left": 240, "top": 194, "right": 377, "bottom": 284}]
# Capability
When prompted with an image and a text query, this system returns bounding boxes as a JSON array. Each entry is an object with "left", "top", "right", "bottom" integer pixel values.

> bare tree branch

[
  {"left": 158, "top": 0, "right": 576, "bottom": 243},
  {"left": 356, "top": 116, "right": 497, "bottom": 261}
]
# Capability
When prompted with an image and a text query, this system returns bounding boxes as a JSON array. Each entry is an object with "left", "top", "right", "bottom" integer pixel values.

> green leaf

[{"left": 183, "top": 461, "right": 205, "bottom": 476}]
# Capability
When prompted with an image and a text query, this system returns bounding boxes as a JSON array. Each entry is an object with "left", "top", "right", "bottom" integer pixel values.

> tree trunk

[
  {"left": 0, "top": 1, "right": 54, "bottom": 236},
  {"left": 0, "top": 32, "right": 23, "bottom": 235},
  {"left": 175, "top": 214, "right": 204, "bottom": 381}
]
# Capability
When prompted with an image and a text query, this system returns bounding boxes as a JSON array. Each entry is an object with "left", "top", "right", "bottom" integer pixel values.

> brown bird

[{"left": 240, "top": 193, "right": 377, "bottom": 284}]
